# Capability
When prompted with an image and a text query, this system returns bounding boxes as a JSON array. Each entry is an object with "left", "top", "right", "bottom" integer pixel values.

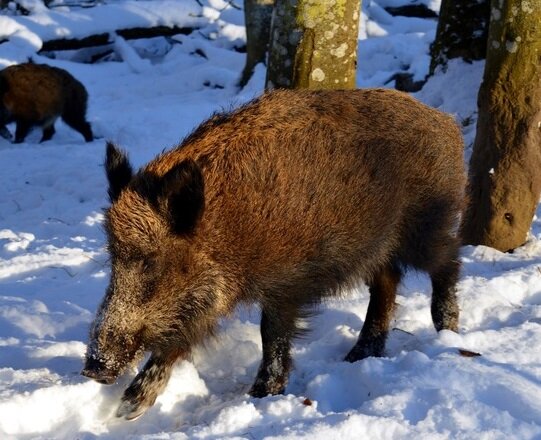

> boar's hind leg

[
  {"left": 250, "top": 307, "right": 297, "bottom": 398},
  {"left": 430, "top": 249, "right": 460, "bottom": 333},
  {"left": 62, "top": 112, "right": 93, "bottom": 142},
  {"left": 40, "top": 123, "right": 56, "bottom": 142},
  {"left": 345, "top": 264, "right": 401, "bottom": 363},
  {"left": 116, "top": 350, "right": 181, "bottom": 420}
]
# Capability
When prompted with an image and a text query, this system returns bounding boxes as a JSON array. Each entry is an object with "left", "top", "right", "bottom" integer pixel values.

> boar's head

[{"left": 82, "top": 142, "right": 207, "bottom": 384}]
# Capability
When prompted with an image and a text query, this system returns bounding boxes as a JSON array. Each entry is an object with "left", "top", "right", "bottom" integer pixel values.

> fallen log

[{"left": 38, "top": 25, "right": 197, "bottom": 52}]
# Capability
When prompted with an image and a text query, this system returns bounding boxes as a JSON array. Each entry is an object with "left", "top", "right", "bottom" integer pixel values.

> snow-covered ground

[{"left": 1, "top": 0, "right": 541, "bottom": 438}]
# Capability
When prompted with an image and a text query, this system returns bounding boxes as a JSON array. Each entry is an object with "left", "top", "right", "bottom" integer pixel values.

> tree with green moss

[
  {"left": 429, "top": 0, "right": 490, "bottom": 74},
  {"left": 462, "top": 0, "right": 541, "bottom": 251},
  {"left": 265, "top": 0, "right": 361, "bottom": 90}
]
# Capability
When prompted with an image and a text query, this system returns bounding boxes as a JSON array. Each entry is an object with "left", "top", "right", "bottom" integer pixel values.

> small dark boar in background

[
  {"left": 0, "top": 62, "right": 93, "bottom": 143},
  {"left": 82, "top": 89, "right": 466, "bottom": 420}
]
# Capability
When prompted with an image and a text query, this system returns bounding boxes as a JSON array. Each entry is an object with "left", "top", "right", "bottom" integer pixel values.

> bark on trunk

[
  {"left": 240, "top": 0, "right": 275, "bottom": 87},
  {"left": 429, "top": 0, "right": 490, "bottom": 74},
  {"left": 462, "top": 0, "right": 541, "bottom": 252},
  {"left": 266, "top": 0, "right": 361, "bottom": 90}
]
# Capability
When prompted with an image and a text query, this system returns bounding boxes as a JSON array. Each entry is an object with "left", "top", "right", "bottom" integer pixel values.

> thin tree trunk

[
  {"left": 462, "top": 0, "right": 541, "bottom": 251},
  {"left": 240, "top": 0, "right": 275, "bottom": 87},
  {"left": 429, "top": 0, "right": 490, "bottom": 75},
  {"left": 266, "top": 0, "right": 361, "bottom": 90}
]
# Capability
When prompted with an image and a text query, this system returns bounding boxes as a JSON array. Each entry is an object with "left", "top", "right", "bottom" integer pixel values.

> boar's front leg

[
  {"left": 14, "top": 120, "right": 32, "bottom": 143},
  {"left": 0, "top": 125, "right": 12, "bottom": 141},
  {"left": 116, "top": 350, "right": 182, "bottom": 420},
  {"left": 430, "top": 256, "right": 460, "bottom": 332},
  {"left": 345, "top": 264, "right": 402, "bottom": 362},
  {"left": 249, "top": 307, "right": 297, "bottom": 398}
]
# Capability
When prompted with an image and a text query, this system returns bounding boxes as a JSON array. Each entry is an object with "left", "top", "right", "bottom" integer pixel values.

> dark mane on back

[{"left": 177, "top": 94, "right": 273, "bottom": 148}]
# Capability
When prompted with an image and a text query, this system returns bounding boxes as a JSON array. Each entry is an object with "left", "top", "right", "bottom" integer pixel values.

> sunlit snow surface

[{"left": 1, "top": 0, "right": 541, "bottom": 438}]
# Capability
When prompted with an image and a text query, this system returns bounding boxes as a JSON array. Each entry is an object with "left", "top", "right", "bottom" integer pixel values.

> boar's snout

[{"left": 81, "top": 355, "right": 118, "bottom": 385}]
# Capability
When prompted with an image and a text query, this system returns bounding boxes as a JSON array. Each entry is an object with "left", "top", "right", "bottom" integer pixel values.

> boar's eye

[
  {"left": 139, "top": 258, "right": 154, "bottom": 273},
  {"left": 137, "top": 258, "right": 160, "bottom": 302}
]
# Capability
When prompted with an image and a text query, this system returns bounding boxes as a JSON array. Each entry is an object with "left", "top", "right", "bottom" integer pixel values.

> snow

[
  {"left": 0, "top": 0, "right": 203, "bottom": 58},
  {"left": 1, "top": 0, "right": 541, "bottom": 438}
]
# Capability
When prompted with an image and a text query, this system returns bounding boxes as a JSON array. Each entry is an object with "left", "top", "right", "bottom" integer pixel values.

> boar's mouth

[
  {"left": 81, "top": 367, "right": 117, "bottom": 385},
  {"left": 81, "top": 353, "right": 122, "bottom": 385},
  {"left": 81, "top": 332, "right": 144, "bottom": 385}
]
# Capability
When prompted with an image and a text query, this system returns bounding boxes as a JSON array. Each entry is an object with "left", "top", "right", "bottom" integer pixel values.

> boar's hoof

[
  {"left": 344, "top": 348, "right": 366, "bottom": 363},
  {"left": 344, "top": 340, "right": 385, "bottom": 363},
  {"left": 116, "top": 396, "right": 154, "bottom": 421},
  {"left": 116, "top": 383, "right": 159, "bottom": 420},
  {"left": 249, "top": 378, "right": 286, "bottom": 398}
]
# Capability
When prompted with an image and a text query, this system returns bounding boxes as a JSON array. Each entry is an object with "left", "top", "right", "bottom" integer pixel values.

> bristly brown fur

[
  {"left": 0, "top": 63, "right": 93, "bottom": 143},
  {"left": 82, "top": 88, "right": 466, "bottom": 420}
]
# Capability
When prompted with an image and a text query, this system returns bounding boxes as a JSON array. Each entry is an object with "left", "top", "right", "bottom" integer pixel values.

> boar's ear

[
  {"left": 105, "top": 142, "right": 133, "bottom": 202},
  {"left": 159, "top": 160, "right": 204, "bottom": 235}
]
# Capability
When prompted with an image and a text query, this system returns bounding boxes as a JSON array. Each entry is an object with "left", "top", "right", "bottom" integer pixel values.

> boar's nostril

[
  {"left": 96, "top": 376, "right": 117, "bottom": 385},
  {"left": 81, "top": 367, "right": 98, "bottom": 380},
  {"left": 81, "top": 355, "right": 118, "bottom": 384}
]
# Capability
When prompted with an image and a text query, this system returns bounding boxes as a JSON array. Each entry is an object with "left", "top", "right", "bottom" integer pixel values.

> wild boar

[
  {"left": 0, "top": 62, "right": 93, "bottom": 143},
  {"left": 82, "top": 88, "right": 466, "bottom": 420}
]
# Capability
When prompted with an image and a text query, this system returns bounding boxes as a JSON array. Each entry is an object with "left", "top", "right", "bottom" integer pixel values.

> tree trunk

[
  {"left": 461, "top": 0, "right": 541, "bottom": 252},
  {"left": 429, "top": 0, "right": 490, "bottom": 74},
  {"left": 266, "top": 0, "right": 361, "bottom": 90},
  {"left": 240, "top": 0, "right": 275, "bottom": 87}
]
